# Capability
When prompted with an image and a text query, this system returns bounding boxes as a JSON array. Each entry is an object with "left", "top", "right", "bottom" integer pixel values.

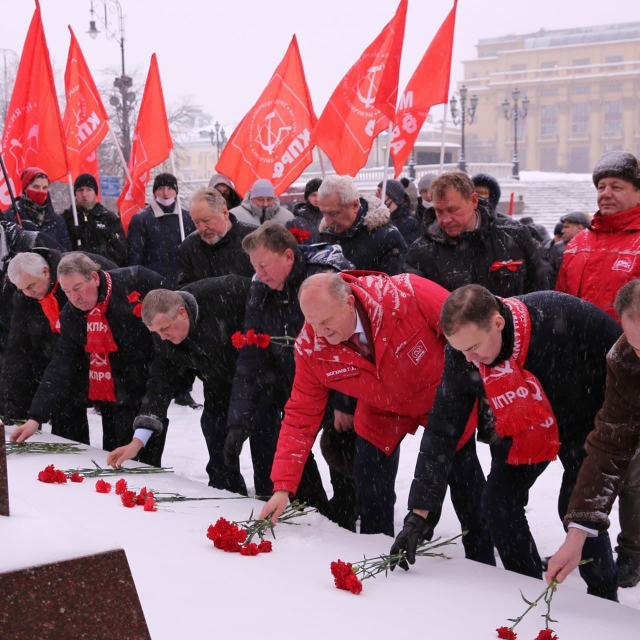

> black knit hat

[
  {"left": 74, "top": 173, "right": 98, "bottom": 194},
  {"left": 592, "top": 151, "right": 640, "bottom": 189},
  {"left": 304, "top": 178, "right": 322, "bottom": 201},
  {"left": 153, "top": 172, "right": 178, "bottom": 194},
  {"left": 385, "top": 179, "right": 405, "bottom": 206}
]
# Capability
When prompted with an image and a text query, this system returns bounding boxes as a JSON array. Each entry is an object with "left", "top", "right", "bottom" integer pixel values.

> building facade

[{"left": 462, "top": 22, "right": 640, "bottom": 172}]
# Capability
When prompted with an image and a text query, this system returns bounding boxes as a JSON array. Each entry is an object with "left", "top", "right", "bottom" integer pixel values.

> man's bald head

[{"left": 298, "top": 273, "right": 356, "bottom": 345}]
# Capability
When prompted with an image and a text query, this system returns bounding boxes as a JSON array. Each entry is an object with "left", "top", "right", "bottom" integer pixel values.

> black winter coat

[
  {"left": 227, "top": 244, "right": 354, "bottom": 429},
  {"left": 390, "top": 204, "right": 421, "bottom": 246},
  {"left": 4, "top": 198, "right": 72, "bottom": 251},
  {"left": 177, "top": 214, "right": 255, "bottom": 287},
  {"left": 405, "top": 203, "right": 549, "bottom": 296},
  {"left": 62, "top": 203, "right": 127, "bottom": 266},
  {"left": 127, "top": 204, "right": 196, "bottom": 289},
  {"left": 0, "top": 248, "right": 117, "bottom": 418},
  {"left": 318, "top": 195, "right": 407, "bottom": 275},
  {"left": 285, "top": 202, "right": 323, "bottom": 243},
  {"left": 28, "top": 266, "right": 164, "bottom": 422},
  {"left": 540, "top": 238, "right": 565, "bottom": 287},
  {"left": 139, "top": 275, "right": 251, "bottom": 422},
  {"left": 408, "top": 291, "right": 623, "bottom": 511}
]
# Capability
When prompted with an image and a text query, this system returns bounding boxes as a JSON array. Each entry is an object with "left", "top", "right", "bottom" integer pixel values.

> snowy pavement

[{"left": 4, "top": 377, "right": 639, "bottom": 639}]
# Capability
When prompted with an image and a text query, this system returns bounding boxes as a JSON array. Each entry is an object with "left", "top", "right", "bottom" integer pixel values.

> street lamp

[
  {"left": 87, "top": 0, "right": 135, "bottom": 162},
  {"left": 449, "top": 85, "right": 478, "bottom": 173},
  {"left": 502, "top": 87, "right": 530, "bottom": 181},
  {"left": 0, "top": 49, "right": 18, "bottom": 122},
  {"left": 207, "top": 122, "right": 227, "bottom": 159}
]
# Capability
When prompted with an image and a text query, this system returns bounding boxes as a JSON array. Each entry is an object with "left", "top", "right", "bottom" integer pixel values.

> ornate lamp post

[
  {"left": 87, "top": 0, "right": 135, "bottom": 162},
  {"left": 502, "top": 87, "right": 530, "bottom": 181},
  {"left": 207, "top": 121, "right": 227, "bottom": 159},
  {"left": 449, "top": 85, "right": 478, "bottom": 174}
]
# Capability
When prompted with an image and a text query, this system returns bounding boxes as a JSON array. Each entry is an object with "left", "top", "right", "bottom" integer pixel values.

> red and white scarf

[
  {"left": 85, "top": 272, "right": 118, "bottom": 403},
  {"left": 38, "top": 281, "right": 61, "bottom": 333},
  {"left": 478, "top": 298, "right": 560, "bottom": 465}
]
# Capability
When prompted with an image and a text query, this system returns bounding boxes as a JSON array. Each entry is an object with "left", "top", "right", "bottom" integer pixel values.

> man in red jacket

[
  {"left": 556, "top": 150, "right": 640, "bottom": 588},
  {"left": 259, "top": 271, "right": 494, "bottom": 563}
]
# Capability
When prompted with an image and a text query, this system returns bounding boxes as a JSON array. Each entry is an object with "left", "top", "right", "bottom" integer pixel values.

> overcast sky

[{"left": 2, "top": 0, "right": 639, "bottom": 130}]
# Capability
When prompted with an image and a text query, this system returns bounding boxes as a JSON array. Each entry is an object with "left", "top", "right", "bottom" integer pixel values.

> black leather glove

[
  {"left": 389, "top": 511, "right": 435, "bottom": 571},
  {"left": 224, "top": 425, "right": 249, "bottom": 469}
]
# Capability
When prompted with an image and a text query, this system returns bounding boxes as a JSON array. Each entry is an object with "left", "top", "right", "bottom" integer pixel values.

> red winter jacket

[
  {"left": 271, "top": 271, "right": 476, "bottom": 495},
  {"left": 556, "top": 206, "right": 640, "bottom": 321}
]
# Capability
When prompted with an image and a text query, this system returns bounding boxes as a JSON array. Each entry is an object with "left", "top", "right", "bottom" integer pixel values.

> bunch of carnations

[
  {"left": 94, "top": 478, "right": 157, "bottom": 511},
  {"left": 330, "top": 533, "right": 464, "bottom": 596},
  {"left": 495, "top": 560, "right": 592, "bottom": 640},
  {"left": 231, "top": 329, "right": 295, "bottom": 350},
  {"left": 37, "top": 464, "right": 83, "bottom": 484},
  {"left": 288, "top": 227, "right": 311, "bottom": 244},
  {"left": 128, "top": 291, "right": 143, "bottom": 318}
]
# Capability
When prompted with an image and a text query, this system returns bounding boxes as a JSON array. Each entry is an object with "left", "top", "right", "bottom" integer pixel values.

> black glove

[
  {"left": 389, "top": 511, "right": 434, "bottom": 572},
  {"left": 224, "top": 425, "right": 249, "bottom": 469}
]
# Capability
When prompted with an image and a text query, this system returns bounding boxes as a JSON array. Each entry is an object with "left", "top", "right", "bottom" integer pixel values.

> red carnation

[
  {"left": 37, "top": 464, "right": 68, "bottom": 484},
  {"left": 95, "top": 479, "right": 112, "bottom": 493},
  {"left": 344, "top": 573, "right": 363, "bottom": 595},
  {"left": 240, "top": 543, "right": 261, "bottom": 556},
  {"left": 136, "top": 487, "right": 152, "bottom": 505},
  {"left": 289, "top": 227, "right": 311, "bottom": 244},
  {"left": 245, "top": 329, "right": 257, "bottom": 346},
  {"left": 256, "top": 333, "right": 271, "bottom": 349},
  {"left": 70, "top": 472, "right": 84, "bottom": 483},
  {"left": 132, "top": 303, "right": 142, "bottom": 318},
  {"left": 206, "top": 518, "right": 248, "bottom": 552},
  {"left": 496, "top": 627, "right": 517, "bottom": 640},
  {"left": 330, "top": 559, "right": 362, "bottom": 594},
  {"left": 231, "top": 331, "right": 246, "bottom": 349},
  {"left": 128, "top": 291, "right": 141, "bottom": 303},
  {"left": 121, "top": 490, "right": 137, "bottom": 508},
  {"left": 143, "top": 497, "right": 157, "bottom": 512},
  {"left": 258, "top": 540, "right": 273, "bottom": 553},
  {"left": 115, "top": 478, "right": 127, "bottom": 495},
  {"left": 534, "top": 630, "right": 558, "bottom": 640}
]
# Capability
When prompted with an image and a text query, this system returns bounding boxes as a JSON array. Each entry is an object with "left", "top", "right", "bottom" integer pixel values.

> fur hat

[
  {"left": 304, "top": 178, "right": 322, "bottom": 201},
  {"left": 74, "top": 173, "right": 98, "bottom": 194},
  {"left": 592, "top": 151, "right": 640, "bottom": 189},
  {"left": 152, "top": 172, "right": 178, "bottom": 194}
]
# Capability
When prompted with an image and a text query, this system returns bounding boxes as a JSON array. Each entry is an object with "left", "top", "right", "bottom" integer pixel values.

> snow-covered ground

[{"left": 4, "top": 377, "right": 639, "bottom": 639}]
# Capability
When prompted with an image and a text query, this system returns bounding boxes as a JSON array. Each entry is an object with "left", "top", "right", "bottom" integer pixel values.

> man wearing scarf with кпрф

[{"left": 391, "top": 284, "right": 622, "bottom": 602}]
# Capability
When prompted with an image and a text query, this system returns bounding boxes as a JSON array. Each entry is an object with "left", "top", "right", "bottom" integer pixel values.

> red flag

[
  {"left": 0, "top": 0, "right": 69, "bottom": 208},
  {"left": 63, "top": 26, "right": 109, "bottom": 181},
  {"left": 117, "top": 54, "right": 172, "bottom": 233},
  {"left": 216, "top": 35, "right": 316, "bottom": 197},
  {"left": 390, "top": 0, "right": 458, "bottom": 176},
  {"left": 313, "top": 0, "right": 407, "bottom": 177}
]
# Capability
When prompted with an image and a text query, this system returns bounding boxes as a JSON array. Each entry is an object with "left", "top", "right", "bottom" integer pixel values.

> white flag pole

[
  {"left": 66, "top": 172, "right": 81, "bottom": 247},
  {"left": 439, "top": 103, "right": 448, "bottom": 175},
  {"left": 169, "top": 149, "right": 185, "bottom": 242},
  {"left": 380, "top": 121, "right": 393, "bottom": 202}
]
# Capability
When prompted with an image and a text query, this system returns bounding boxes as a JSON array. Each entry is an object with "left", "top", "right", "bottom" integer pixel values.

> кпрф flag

[
  {"left": 63, "top": 26, "right": 109, "bottom": 184},
  {"left": 313, "top": 0, "right": 407, "bottom": 177},
  {"left": 216, "top": 35, "right": 316, "bottom": 197},
  {"left": 117, "top": 54, "right": 172, "bottom": 234},
  {"left": 390, "top": 0, "right": 458, "bottom": 176},
  {"left": 0, "top": 0, "right": 69, "bottom": 208}
]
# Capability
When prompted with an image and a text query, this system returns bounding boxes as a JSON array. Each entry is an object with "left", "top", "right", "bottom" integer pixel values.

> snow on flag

[
  {"left": 117, "top": 54, "right": 172, "bottom": 234},
  {"left": 390, "top": 0, "right": 458, "bottom": 177},
  {"left": 63, "top": 26, "right": 109, "bottom": 181},
  {"left": 216, "top": 35, "right": 316, "bottom": 197},
  {"left": 312, "top": 0, "right": 407, "bottom": 177},
  {"left": 0, "top": 0, "right": 69, "bottom": 208}
]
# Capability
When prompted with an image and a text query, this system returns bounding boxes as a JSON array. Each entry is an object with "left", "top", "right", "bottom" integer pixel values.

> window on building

[
  {"left": 471, "top": 72, "right": 477, "bottom": 78},
  {"left": 572, "top": 103, "right": 589, "bottom": 135},
  {"left": 572, "top": 85, "right": 590, "bottom": 94},
  {"left": 604, "top": 144, "right": 623, "bottom": 153},
  {"left": 540, "top": 148, "right": 558, "bottom": 172},
  {"left": 510, "top": 118, "right": 527, "bottom": 140},
  {"left": 605, "top": 83, "right": 623, "bottom": 92},
  {"left": 481, "top": 49, "right": 497, "bottom": 58},
  {"left": 605, "top": 55, "right": 623, "bottom": 71},
  {"left": 573, "top": 58, "right": 590, "bottom": 74},
  {"left": 570, "top": 147, "right": 590, "bottom": 173},
  {"left": 511, "top": 64, "right": 527, "bottom": 71},
  {"left": 541, "top": 61, "right": 558, "bottom": 77},
  {"left": 604, "top": 101, "right": 623, "bottom": 134},
  {"left": 540, "top": 87, "right": 558, "bottom": 97},
  {"left": 540, "top": 105, "right": 558, "bottom": 136}
]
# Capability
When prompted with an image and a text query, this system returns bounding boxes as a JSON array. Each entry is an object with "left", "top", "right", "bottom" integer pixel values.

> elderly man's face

[
  {"left": 250, "top": 196, "right": 275, "bottom": 209},
  {"left": 433, "top": 188, "right": 479, "bottom": 238},
  {"left": 318, "top": 192, "right": 360, "bottom": 234},
  {"left": 59, "top": 272, "right": 100, "bottom": 311},
  {"left": 446, "top": 314, "right": 505, "bottom": 367},
  {"left": 561, "top": 221, "right": 586, "bottom": 243},
  {"left": 148, "top": 308, "right": 190, "bottom": 345},
  {"left": 249, "top": 245, "right": 295, "bottom": 291},
  {"left": 14, "top": 267, "right": 52, "bottom": 301},
  {"left": 190, "top": 199, "right": 229, "bottom": 245},
  {"left": 597, "top": 178, "right": 640, "bottom": 216},
  {"left": 300, "top": 288, "right": 356, "bottom": 345}
]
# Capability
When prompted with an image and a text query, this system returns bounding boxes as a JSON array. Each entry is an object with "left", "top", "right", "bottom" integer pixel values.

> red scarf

[
  {"left": 38, "top": 281, "right": 61, "bottom": 334},
  {"left": 85, "top": 272, "right": 118, "bottom": 403},
  {"left": 478, "top": 298, "right": 560, "bottom": 465}
]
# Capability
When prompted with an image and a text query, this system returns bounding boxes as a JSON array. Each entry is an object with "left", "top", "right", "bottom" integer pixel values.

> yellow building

[{"left": 462, "top": 22, "right": 640, "bottom": 172}]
